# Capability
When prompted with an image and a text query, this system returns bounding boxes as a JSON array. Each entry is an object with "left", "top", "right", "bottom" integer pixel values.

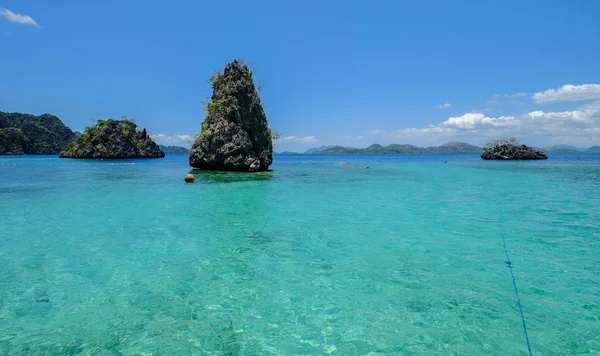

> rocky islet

[
  {"left": 188, "top": 60, "right": 274, "bottom": 172},
  {"left": 59, "top": 118, "right": 164, "bottom": 159}
]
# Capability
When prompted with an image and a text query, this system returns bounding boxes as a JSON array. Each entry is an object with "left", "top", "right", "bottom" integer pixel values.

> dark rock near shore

[
  {"left": 481, "top": 143, "right": 548, "bottom": 160},
  {"left": 189, "top": 60, "right": 273, "bottom": 172},
  {"left": 60, "top": 119, "right": 164, "bottom": 159}
]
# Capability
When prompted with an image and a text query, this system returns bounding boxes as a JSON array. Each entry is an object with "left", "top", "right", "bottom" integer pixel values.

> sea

[{"left": 0, "top": 153, "right": 599, "bottom": 355}]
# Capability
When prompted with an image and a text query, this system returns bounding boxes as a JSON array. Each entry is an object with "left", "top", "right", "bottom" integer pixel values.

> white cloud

[
  {"left": 442, "top": 113, "right": 515, "bottom": 129},
  {"left": 505, "top": 92, "right": 526, "bottom": 98},
  {"left": 527, "top": 110, "right": 590, "bottom": 123},
  {"left": 533, "top": 84, "right": 600, "bottom": 104},
  {"left": 150, "top": 134, "right": 193, "bottom": 147},
  {"left": 0, "top": 8, "right": 39, "bottom": 27},
  {"left": 438, "top": 103, "right": 451, "bottom": 109},
  {"left": 368, "top": 129, "right": 385, "bottom": 135},
  {"left": 340, "top": 135, "right": 364, "bottom": 141},
  {"left": 397, "top": 126, "right": 454, "bottom": 136},
  {"left": 489, "top": 92, "right": 526, "bottom": 103},
  {"left": 276, "top": 136, "right": 318, "bottom": 144}
]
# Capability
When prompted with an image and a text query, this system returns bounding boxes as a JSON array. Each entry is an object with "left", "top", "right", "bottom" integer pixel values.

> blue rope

[{"left": 501, "top": 234, "right": 533, "bottom": 356}]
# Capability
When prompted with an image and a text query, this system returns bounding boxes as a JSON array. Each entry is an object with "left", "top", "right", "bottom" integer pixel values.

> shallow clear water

[{"left": 1, "top": 154, "right": 599, "bottom": 355}]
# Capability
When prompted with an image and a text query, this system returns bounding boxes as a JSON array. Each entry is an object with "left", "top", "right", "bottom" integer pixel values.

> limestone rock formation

[
  {"left": 189, "top": 60, "right": 273, "bottom": 172},
  {"left": 481, "top": 138, "right": 548, "bottom": 160},
  {"left": 59, "top": 118, "right": 164, "bottom": 159}
]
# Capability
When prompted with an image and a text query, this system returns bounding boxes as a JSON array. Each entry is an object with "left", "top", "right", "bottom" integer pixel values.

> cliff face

[
  {"left": 0, "top": 112, "right": 76, "bottom": 155},
  {"left": 189, "top": 60, "right": 273, "bottom": 172},
  {"left": 60, "top": 119, "right": 164, "bottom": 159}
]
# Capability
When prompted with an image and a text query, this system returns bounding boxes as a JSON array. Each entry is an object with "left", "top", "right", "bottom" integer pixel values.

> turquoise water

[{"left": 1, "top": 154, "right": 599, "bottom": 355}]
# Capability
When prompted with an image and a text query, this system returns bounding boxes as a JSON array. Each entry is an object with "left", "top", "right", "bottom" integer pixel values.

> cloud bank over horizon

[{"left": 362, "top": 84, "right": 600, "bottom": 147}]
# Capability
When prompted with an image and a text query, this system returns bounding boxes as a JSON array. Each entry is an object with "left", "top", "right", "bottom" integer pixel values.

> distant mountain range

[
  {"left": 304, "top": 145, "right": 333, "bottom": 154},
  {"left": 160, "top": 145, "right": 189, "bottom": 154},
  {"left": 587, "top": 146, "right": 600, "bottom": 153},
  {"left": 540, "top": 144, "right": 586, "bottom": 152},
  {"left": 314, "top": 142, "right": 482, "bottom": 154},
  {"left": 275, "top": 145, "right": 334, "bottom": 154},
  {"left": 539, "top": 145, "right": 600, "bottom": 154},
  {"left": 288, "top": 142, "right": 600, "bottom": 155}
]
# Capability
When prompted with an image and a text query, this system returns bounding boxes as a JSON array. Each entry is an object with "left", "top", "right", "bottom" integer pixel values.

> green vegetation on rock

[
  {"left": 60, "top": 118, "right": 164, "bottom": 159},
  {"left": 0, "top": 112, "right": 76, "bottom": 155}
]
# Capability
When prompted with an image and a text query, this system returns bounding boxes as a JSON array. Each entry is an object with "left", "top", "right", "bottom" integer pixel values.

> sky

[{"left": 1, "top": 0, "right": 600, "bottom": 152}]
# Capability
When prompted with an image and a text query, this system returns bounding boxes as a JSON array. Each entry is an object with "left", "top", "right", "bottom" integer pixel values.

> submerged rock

[
  {"left": 481, "top": 143, "right": 548, "bottom": 160},
  {"left": 189, "top": 60, "right": 273, "bottom": 172},
  {"left": 59, "top": 118, "right": 164, "bottom": 159}
]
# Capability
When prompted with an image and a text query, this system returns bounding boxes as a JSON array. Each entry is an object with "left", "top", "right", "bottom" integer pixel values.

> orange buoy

[{"left": 184, "top": 173, "right": 195, "bottom": 183}]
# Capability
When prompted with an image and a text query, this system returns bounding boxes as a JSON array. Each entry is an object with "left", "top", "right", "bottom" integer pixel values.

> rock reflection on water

[{"left": 190, "top": 170, "right": 274, "bottom": 184}]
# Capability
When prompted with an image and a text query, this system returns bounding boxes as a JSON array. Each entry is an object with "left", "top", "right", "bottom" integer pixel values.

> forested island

[
  {"left": 0, "top": 112, "right": 76, "bottom": 154},
  {"left": 60, "top": 118, "right": 164, "bottom": 159}
]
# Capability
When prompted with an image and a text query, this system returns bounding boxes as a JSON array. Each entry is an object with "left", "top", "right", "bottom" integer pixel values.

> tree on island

[{"left": 481, "top": 137, "right": 548, "bottom": 160}]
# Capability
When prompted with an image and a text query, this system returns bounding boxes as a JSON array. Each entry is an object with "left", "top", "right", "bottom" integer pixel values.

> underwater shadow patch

[
  {"left": 190, "top": 170, "right": 274, "bottom": 184},
  {"left": 0, "top": 185, "right": 52, "bottom": 197}
]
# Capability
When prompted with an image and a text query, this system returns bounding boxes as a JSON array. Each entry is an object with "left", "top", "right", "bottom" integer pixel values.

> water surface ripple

[{"left": 1, "top": 154, "right": 599, "bottom": 355}]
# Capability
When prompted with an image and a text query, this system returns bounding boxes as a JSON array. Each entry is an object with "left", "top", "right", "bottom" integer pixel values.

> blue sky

[{"left": 1, "top": 0, "right": 600, "bottom": 152}]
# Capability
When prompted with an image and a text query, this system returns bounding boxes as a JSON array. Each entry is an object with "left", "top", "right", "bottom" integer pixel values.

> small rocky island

[
  {"left": 189, "top": 60, "right": 274, "bottom": 172},
  {"left": 60, "top": 118, "right": 164, "bottom": 159},
  {"left": 481, "top": 138, "right": 548, "bottom": 160}
]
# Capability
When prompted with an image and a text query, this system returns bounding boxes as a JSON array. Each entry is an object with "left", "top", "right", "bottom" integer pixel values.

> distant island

[
  {"left": 314, "top": 142, "right": 482, "bottom": 154},
  {"left": 0, "top": 111, "right": 76, "bottom": 155},
  {"left": 586, "top": 146, "right": 600, "bottom": 153},
  {"left": 60, "top": 118, "right": 165, "bottom": 159},
  {"left": 160, "top": 145, "right": 189, "bottom": 154}
]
